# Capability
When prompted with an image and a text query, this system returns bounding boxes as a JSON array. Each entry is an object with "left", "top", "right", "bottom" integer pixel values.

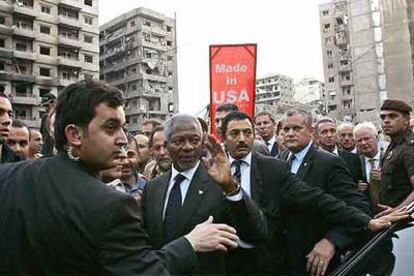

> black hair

[
  {"left": 197, "top": 117, "right": 208, "bottom": 133},
  {"left": 149, "top": 125, "right": 164, "bottom": 148},
  {"left": 54, "top": 80, "right": 123, "bottom": 151},
  {"left": 11, "top": 119, "right": 31, "bottom": 140},
  {"left": 221, "top": 111, "right": 254, "bottom": 137},
  {"left": 216, "top": 103, "right": 239, "bottom": 113}
]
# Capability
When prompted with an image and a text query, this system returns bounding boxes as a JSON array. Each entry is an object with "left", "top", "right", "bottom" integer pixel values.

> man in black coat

[
  {"left": 0, "top": 80, "right": 239, "bottom": 275},
  {"left": 279, "top": 109, "right": 371, "bottom": 275},
  {"left": 142, "top": 114, "right": 266, "bottom": 275},
  {"left": 0, "top": 93, "right": 21, "bottom": 163},
  {"left": 220, "top": 111, "right": 407, "bottom": 276},
  {"left": 315, "top": 117, "right": 364, "bottom": 183}
]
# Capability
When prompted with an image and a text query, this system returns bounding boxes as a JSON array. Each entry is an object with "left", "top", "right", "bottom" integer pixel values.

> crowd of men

[{"left": 0, "top": 80, "right": 413, "bottom": 275}]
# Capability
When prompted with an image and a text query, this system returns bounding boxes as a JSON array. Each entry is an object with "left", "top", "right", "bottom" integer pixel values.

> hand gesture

[
  {"left": 201, "top": 135, "right": 236, "bottom": 194},
  {"left": 357, "top": 181, "right": 369, "bottom": 192},
  {"left": 306, "top": 238, "right": 336, "bottom": 276},
  {"left": 368, "top": 206, "right": 410, "bottom": 232},
  {"left": 374, "top": 203, "right": 394, "bottom": 218},
  {"left": 370, "top": 169, "right": 381, "bottom": 182},
  {"left": 184, "top": 216, "right": 239, "bottom": 252}
]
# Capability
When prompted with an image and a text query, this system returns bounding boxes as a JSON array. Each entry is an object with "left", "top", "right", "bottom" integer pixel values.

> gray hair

[
  {"left": 164, "top": 114, "right": 202, "bottom": 143},
  {"left": 337, "top": 122, "right": 354, "bottom": 132},
  {"left": 354, "top": 122, "right": 378, "bottom": 137},
  {"left": 283, "top": 109, "right": 313, "bottom": 127}
]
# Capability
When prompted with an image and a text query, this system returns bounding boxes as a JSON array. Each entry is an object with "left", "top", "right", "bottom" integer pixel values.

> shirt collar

[
  {"left": 266, "top": 136, "right": 276, "bottom": 146},
  {"left": 229, "top": 151, "right": 252, "bottom": 167},
  {"left": 364, "top": 149, "right": 381, "bottom": 163},
  {"left": 171, "top": 161, "right": 200, "bottom": 182},
  {"left": 332, "top": 146, "right": 339, "bottom": 156},
  {"left": 291, "top": 141, "right": 313, "bottom": 163}
]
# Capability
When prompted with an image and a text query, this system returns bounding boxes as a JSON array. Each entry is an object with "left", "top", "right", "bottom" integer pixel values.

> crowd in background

[{"left": 0, "top": 80, "right": 413, "bottom": 275}]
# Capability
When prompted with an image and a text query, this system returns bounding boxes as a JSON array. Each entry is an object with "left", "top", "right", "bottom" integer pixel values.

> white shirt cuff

[{"left": 226, "top": 190, "right": 243, "bottom": 201}]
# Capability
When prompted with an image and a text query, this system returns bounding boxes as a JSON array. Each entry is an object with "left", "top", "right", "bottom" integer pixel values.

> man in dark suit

[
  {"left": 142, "top": 114, "right": 266, "bottom": 275},
  {"left": 0, "top": 93, "right": 21, "bottom": 164},
  {"left": 220, "top": 111, "right": 407, "bottom": 276},
  {"left": 254, "top": 111, "right": 279, "bottom": 157},
  {"left": 279, "top": 109, "right": 371, "bottom": 276},
  {"left": 354, "top": 122, "right": 386, "bottom": 214},
  {"left": 315, "top": 117, "right": 364, "bottom": 183},
  {"left": 0, "top": 80, "right": 239, "bottom": 275}
]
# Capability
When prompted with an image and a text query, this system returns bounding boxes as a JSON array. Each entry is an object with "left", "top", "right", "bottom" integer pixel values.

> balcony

[
  {"left": 144, "top": 74, "right": 167, "bottom": 83},
  {"left": 37, "top": 77, "right": 58, "bottom": 86},
  {"left": 150, "top": 27, "right": 167, "bottom": 37},
  {"left": 58, "top": 0, "right": 82, "bottom": 10},
  {"left": 57, "top": 57, "right": 82, "bottom": 68},
  {"left": 340, "top": 78, "right": 353, "bottom": 87},
  {"left": 10, "top": 93, "right": 38, "bottom": 105},
  {"left": 58, "top": 78, "right": 77, "bottom": 87},
  {"left": 0, "top": 48, "right": 13, "bottom": 58},
  {"left": 140, "top": 40, "right": 167, "bottom": 52},
  {"left": 58, "top": 16, "right": 82, "bottom": 29},
  {"left": 0, "top": 1, "right": 12, "bottom": 12},
  {"left": 58, "top": 36, "right": 82, "bottom": 48},
  {"left": 13, "top": 50, "right": 36, "bottom": 61},
  {"left": 0, "top": 24, "right": 13, "bottom": 35},
  {"left": 12, "top": 26, "right": 36, "bottom": 39},
  {"left": 12, "top": 73, "right": 36, "bottom": 83},
  {"left": 12, "top": 4, "right": 36, "bottom": 18}
]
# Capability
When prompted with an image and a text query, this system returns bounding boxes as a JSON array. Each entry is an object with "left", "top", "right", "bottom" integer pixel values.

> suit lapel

[
  {"left": 250, "top": 153, "right": 262, "bottom": 202},
  {"left": 295, "top": 144, "right": 315, "bottom": 180},
  {"left": 154, "top": 172, "right": 172, "bottom": 242},
  {"left": 176, "top": 165, "right": 208, "bottom": 236},
  {"left": 360, "top": 155, "right": 367, "bottom": 182}
]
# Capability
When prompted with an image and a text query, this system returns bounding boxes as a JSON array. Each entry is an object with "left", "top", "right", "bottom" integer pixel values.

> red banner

[{"left": 209, "top": 44, "right": 257, "bottom": 137}]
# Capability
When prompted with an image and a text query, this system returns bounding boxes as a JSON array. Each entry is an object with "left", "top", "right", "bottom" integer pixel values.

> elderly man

[
  {"left": 0, "top": 80, "right": 240, "bottom": 274},
  {"left": 0, "top": 93, "right": 21, "bottom": 163},
  {"left": 315, "top": 117, "right": 363, "bottom": 183},
  {"left": 337, "top": 122, "right": 357, "bottom": 153},
  {"left": 144, "top": 125, "right": 172, "bottom": 180},
  {"left": 354, "top": 122, "right": 385, "bottom": 214},
  {"left": 6, "top": 119, "right": 30, "bottom": 160},
  {"left": 142, "top": 114, "right": 266, "bottom": 275},
  {"left": 377, "top": 99, "right": 414, "bottom": 215}
]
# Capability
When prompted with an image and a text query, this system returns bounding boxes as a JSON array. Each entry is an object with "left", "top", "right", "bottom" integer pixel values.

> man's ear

[{"left": 65, "top": 124, "right": 83, "bottom": 147}]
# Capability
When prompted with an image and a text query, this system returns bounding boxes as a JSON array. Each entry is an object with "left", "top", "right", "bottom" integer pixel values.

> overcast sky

[{"left": 99, "top": 0, "right": 330, "bottom": 114}]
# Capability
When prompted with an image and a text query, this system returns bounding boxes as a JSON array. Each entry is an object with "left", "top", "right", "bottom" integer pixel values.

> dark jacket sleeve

[
  {"left": 272, "top": 161, "right": 372, "bottom": 229},
  {"left": 323, "top": 158, "right": 372, "bottom": 250},
  {"left": 224, "top": 189, "right": 268, "bottom": 244},
  {"left": 98, "top": 194, "right": 197, "bottom": 275}
]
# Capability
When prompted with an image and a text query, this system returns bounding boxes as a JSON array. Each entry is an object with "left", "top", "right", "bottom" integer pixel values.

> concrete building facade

[
  {"left": 99, "top": 7, "right": 178, "bottom": 133},
  {"left": 295, "top": 77, "right": 326, "bottom": 116},
  {"left": 319, "top": 0, "right": 355, "bottom": 122},
  {"left": 0, "top": 0, "right": 100, "bottom": 128},
  {"left": 255, "top": 73, "right": 295, "bottom": 110},
  {"left": 320, "top": 0, "right": 414, "bottom": 124}
]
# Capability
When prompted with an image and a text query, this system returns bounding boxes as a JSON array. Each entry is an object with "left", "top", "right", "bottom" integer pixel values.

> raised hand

[
  {"left": 184, "top": 216, "right": 239, "bottom": 252},
  {"left": 368, "top": 206, "right": 410, "bottom": 231},
  {"left": 201, "top": 135, "right": 238, "bottom": 194}
]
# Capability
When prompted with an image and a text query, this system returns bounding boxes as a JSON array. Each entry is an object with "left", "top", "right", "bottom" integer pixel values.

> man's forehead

[
  {"left": 95, "top": 104, "right": 125, "bottom": 123},
  {"left": 380, "top": 110, "right": 402, "bottom": 116},
  {"left": 0, "top": 97, "right": 12, "bottom": 109},
  {"left": 318, "top": 121, "right": 336, "bottom": 129},
  {"left": 9, "top": 127, "right": 29, "bottom": 138},
  {"left": 228, "top": 119, "right": 253, "bottom": 130}
]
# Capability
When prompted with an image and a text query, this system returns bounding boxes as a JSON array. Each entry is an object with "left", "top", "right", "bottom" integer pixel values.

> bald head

[{"left": 164, "top": 114, "right": 202, "bottom": 143}]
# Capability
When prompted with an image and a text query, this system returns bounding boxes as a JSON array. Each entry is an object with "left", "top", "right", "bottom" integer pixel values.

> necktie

[
  {"left": 164, "top": 174, "right": 186, "bottom": 243},
  {"left": 232, "top": 160, "right": 242, "bottom": 183},
  {"left": 368, "top": 158, "right": 376, "bottom": 170},
  {"left": 288, "top": 154, "right": 296, "bottom": 169}
]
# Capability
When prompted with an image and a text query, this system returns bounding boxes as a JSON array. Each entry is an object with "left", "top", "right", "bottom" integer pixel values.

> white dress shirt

[
  {"left": 163, "top": 162, "right": 200, "bottom": 219},
  {"left": 229, "top": 152, "right": 254, "bottom": 248},
  {"left": 364, "top": 150, "right": 381, "bottom": 182},
  {"left": 289, "top": 141, "right": 313, "bottom": 174}
]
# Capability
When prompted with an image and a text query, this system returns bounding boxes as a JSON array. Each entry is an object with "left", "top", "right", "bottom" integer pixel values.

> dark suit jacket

[
  {"left": 0, "top": 153, "right": 197, "bottom": 275},
  {"left": 227, "top": 152, "right": 372, "bottom": 275},
  {"left": 0, "top": 144, "right": 21, "bottom": 163},
  {"left": 280, "top": 144, "right": 371, "bottom": 274},
  {"left": 338, "top": 149, "right": 364, "bottom": 183},
  {"left": 142, "top": 163, "right": 266, "bottom": 275}
]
